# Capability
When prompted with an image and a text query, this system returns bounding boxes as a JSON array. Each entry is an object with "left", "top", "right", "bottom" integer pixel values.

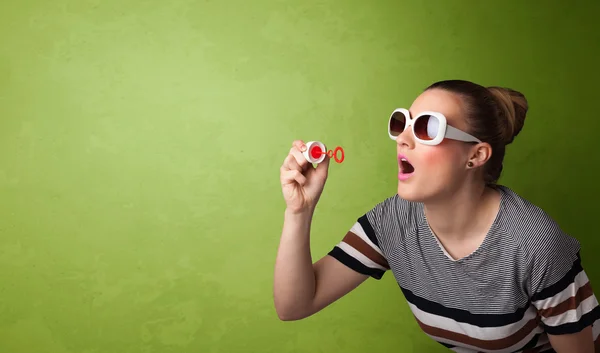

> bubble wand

[{"left": 302, "top": 141, "right": 345, "bottom": 164}]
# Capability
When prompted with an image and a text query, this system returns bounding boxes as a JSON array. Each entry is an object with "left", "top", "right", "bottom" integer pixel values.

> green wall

[{"left": 1, "top": 1, "right": 599, "bottom": 352}]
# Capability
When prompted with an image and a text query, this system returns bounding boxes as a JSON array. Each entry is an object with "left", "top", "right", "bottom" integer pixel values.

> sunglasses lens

[
  {"left": 414, "top": 114, "right": 440, "bottom": 141},
  {"left": 389, "top": 111, "right": 406, "bottom": 137}
]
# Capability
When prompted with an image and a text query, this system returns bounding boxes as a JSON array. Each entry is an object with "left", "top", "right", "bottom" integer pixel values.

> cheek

[
  {"left": 421, "top": 149, "right": 448, "bottom": 164},
  {"left": 418, "top": 145, "right": 464, "bottom": 172}
]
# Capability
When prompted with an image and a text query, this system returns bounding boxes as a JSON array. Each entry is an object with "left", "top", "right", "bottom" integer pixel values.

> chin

[
  {"left": 397, "top": 182, "right": 426, "bottom": 202},
  {"left": 397, "top": 178, "right": 444, "bottom": 203}
]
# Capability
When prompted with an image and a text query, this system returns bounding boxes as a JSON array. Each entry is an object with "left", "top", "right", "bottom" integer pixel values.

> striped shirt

[{"left": 328, "top": 185, "right": 600, "bottom": 352}]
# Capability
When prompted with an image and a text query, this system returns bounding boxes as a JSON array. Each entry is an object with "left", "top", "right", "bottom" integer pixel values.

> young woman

[{"left": 274, "top": 80, "right": 600, "bottom": 353}]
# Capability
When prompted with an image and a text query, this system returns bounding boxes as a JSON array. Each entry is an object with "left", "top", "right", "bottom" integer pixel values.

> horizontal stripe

[
  {"left": 533, "top": 270, "right": 589, "bottom": 311},
  {"left": 336, "top": 242, "right": 388, "bottom": 271},
  {"left": 327, "top": 247, "right": 385, "bottom": 279},
  {"left": 342, "top": 230, "right": 388, "bottom": 268},
  {"left": 543, "top": 295, "right": 598, "bottom": 327},
  {"left": 408, "top": 301, "right": 539, "bottom": 341},
  {"left": 357, "top": 214, "right": 380, "bottom": 247},
  {"left": 439, "top": 342, "right": 455, "bottom": 349},
  {"left": 543, "top": 305, "right": 600, "bottom": 335},
  {"left": 525, "top": 342, "right": 554, "bottom": 352},
  {"left": 401, "top": 286, "right": 531, "bottom": 327},
  {"left": 349, "top": 221, "right": 384, "bottom": 256},
  {"left": 523, "top": 333, "right": 553, "bottom": 352},
  {"left": 539, "top": 281, "right": 594, "bottom": 319},
  {"left": 530, "top": 253, "right": 582, "bottom": 302},
  {"left": 416, "top": 316, "right": 543, "bottom": 352}
]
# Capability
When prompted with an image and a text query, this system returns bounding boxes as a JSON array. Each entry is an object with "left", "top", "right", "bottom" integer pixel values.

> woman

[{"left": 274, "top": 80, "right": 600, "bottom": 352}]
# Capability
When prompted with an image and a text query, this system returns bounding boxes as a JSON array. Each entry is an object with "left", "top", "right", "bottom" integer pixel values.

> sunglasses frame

[{"left": 388, "top": 108, "right": 482, "bottom": 146}]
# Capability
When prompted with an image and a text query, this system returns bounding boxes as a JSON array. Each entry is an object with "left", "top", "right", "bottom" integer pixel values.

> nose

[{"left": 396, "top": 126, "right": 415, "bottom": 149}]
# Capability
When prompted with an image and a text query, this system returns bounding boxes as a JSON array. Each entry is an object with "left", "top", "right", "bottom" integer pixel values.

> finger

[
  {"left": 292, "top": 140, "right": 307, "bottom": 152},
  {"left": 281, "top": 169, "right": 307, "bottom": 186},
  {"left": 282, "top": 152, "right": 303, "bottom": 172},
  {"left": 290, "top": 147, "right": 309, "bottom": 170}
]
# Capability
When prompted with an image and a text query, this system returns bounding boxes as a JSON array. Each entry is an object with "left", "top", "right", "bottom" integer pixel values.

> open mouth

[{"left": 399, "top": 158, "right": 415, "bottom": 174}]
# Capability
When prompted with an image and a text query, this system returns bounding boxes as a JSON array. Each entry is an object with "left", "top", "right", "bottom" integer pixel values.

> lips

[{"left": 398, "top": 154, "right": 415, "bottom": 180}]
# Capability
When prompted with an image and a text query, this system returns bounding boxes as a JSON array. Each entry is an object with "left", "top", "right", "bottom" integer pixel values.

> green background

[{"left": 1, "top": 0, "right": 599, "bottom": 352}]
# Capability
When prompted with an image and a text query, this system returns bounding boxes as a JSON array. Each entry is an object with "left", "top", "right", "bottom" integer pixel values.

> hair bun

[{"left": 487, "top": 86, "right": 528, "bottom": 144}]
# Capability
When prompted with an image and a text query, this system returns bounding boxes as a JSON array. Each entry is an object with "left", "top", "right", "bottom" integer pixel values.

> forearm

[{"left": 273, "top": 208, "right": 316, "bottom": 320}]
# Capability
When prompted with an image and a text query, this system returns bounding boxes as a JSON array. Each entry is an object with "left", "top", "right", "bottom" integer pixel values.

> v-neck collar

[{"left": 418, "top": 186, "right": 507, "bottom": 263}]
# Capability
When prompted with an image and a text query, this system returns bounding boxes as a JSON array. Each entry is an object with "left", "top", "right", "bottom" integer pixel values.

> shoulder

[
  {"left": 360, "top": 193, "right": 423, "bottom": 257},
  {"left": 496, "top": 186, "right": 582, "bottom": 296},
  {"left": 326, "top": 194, "right": 409, "bottom": 280},
  {"left": 497, "top": 186, "right": 600, "bottom": 334},
  {"left": 363, "top": 193, "right": 422, "bottom": 228},
  {"left": 496, "top": 185, "right": 581, "bottom": 258}
]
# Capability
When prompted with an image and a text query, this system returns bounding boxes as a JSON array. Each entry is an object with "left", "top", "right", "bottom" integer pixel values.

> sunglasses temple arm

[{"left": 445, "top": 126, "right": 481, "bottom": 143}]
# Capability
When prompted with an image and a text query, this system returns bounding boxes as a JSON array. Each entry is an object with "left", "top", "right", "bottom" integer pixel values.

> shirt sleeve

[
  {"left": 528, "top": 229, "right": 600, "bottom": 336},
  {"left": 327, "top": 203, "right": 390, "bottom": 280}
]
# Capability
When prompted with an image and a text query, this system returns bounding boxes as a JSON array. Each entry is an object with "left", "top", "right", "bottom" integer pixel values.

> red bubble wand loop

[{"left": 302, "top": 141, "right": 345, "bottom": 164}]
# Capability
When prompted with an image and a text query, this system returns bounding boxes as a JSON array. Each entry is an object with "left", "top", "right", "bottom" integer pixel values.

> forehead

[{"left": 409, "top": 88, "right": 467, "bottom": 127}]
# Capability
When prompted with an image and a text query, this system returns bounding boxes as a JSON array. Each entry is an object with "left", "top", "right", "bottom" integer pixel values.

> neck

[{"left": 423, "top": 183, "right": 499, "bottom": 241}]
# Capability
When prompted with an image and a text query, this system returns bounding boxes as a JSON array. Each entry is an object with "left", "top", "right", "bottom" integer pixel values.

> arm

[
  {"left": 547, "top": 325, "right": 595, "bottom": 353},
  {"left": 273, "top": 208, "right": 368, "bottom": 321}
]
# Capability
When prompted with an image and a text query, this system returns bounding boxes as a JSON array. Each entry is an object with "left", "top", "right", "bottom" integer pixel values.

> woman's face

[{"left": 395, "top": 89, "right": 478, "bottom": 202}]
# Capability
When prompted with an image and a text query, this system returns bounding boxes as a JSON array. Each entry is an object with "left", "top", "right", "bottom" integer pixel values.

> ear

[{"left": 467, "top": 142, "right": 492, "bottom": 168}]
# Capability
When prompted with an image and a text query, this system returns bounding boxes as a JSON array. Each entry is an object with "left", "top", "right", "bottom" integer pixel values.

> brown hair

[{"left": 426, "top": 80, "right": 529, "bottom": 185}]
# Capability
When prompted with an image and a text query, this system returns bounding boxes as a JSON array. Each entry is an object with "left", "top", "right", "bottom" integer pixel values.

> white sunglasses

[{"left": 388, "top": 108, "right": 482, "bottom": 145}]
